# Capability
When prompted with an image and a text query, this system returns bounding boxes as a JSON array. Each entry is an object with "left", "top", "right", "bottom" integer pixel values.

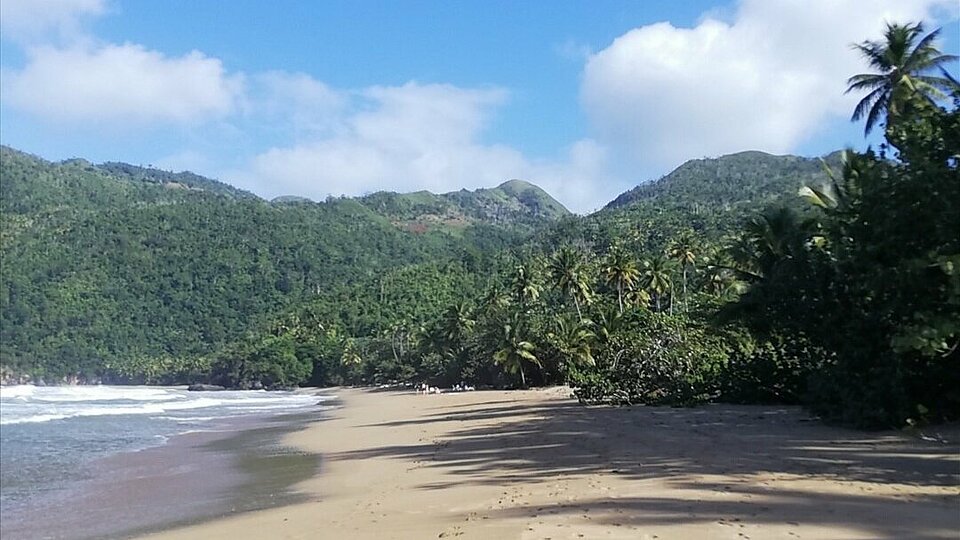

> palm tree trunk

[
  {"left": 574, "top": 295, "right": 583, "bottom": 322},
  {"left": 617, "top": 282, "right": 623, "bottom": 314},
  {"left": 519, "top": 362, "right": 526, "bottom": 388},
  {"left": 682, "top": 265, "right": 688, "bottom": 313}
]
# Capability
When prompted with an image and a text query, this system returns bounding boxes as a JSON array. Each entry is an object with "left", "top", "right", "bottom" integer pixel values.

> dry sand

[{"left": 140, "top": 387, "right": 960, "bottom": 540}]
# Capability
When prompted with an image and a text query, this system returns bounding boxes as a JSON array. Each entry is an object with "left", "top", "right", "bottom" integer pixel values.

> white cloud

[
  {"left": 249, "top": 71, "right": 346, "bottom": 137},
  {"left": 3, "top": 43, "right": 243, "bottom": 126},
  {"left": 229, "top": 82, "right": 610, "bottom": 213},
  {"left": 0, "top": 0, "right": 105, "bottom": 44},
  {"left": 582, "top": 0, "right": 959, "bottom": 169}
]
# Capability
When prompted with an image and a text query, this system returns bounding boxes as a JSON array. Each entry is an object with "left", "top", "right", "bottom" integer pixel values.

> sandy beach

[{"left": 139, "top": 387, "right": 960, "bottom": 540}]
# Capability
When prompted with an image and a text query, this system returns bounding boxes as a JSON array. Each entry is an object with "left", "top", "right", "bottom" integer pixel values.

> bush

[
  {"left": 717, "top": 329, "right": 828, "bottom": 405},
  {"left": 572, "top": 313, "right": 726, "bottom": 406}
]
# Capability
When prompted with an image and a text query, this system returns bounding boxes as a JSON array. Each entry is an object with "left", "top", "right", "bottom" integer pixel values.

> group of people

[{"left": 414, "top": 382, "right": 475, "bottom": 394}]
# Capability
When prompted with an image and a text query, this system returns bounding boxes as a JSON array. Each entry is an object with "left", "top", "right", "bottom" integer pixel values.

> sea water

[{"left": 0, "top": 385, "right": 330, "bottom": 515}]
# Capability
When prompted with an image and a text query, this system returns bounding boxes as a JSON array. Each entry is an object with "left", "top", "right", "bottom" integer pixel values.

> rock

[{"left": 187, "top": 384, "right": 227, "bottom": 391}]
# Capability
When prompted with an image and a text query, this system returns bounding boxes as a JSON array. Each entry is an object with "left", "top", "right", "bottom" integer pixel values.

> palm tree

[
  {"left": 602, "top": 247, "right": 640, "bottom": 314},
  {"left": 667, "top": 232, "right": 698, "bottom": 312},
  {"left": 510, "top": 263, "right": 542, "bottom": 309},
  {"left": 547, "top": 315, "right": 596, "bottom": 372},
  {"left": 493, "top": 316, "right": 540, "bottom": 387},
  {"left": 437, "top": 302, "right": 474, "bottom": 354},
  {"left": 743, "top": 206, "right": 805, "bottom": 277},
  {"left": 479, "top": 284, "right": 511, "bottom": 315},
  {"left": 846, "top": 22, "right": 959, "bottom": 135},
  {"left": 641, "top": 255, "right": 675, "bottom": 312},
  {"left": 549, "top": 247, "right": 592, "bottom": 321}
]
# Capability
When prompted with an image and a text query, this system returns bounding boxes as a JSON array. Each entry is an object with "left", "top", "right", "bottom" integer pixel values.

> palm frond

[
  {"left": 846, "top": 73, "right": 886, "bottom": 92},
  {"left": 863, "top": 94, "right": 886, "bottom": 136},
  {"left": 851, "top": 86, "right": 885, "bottom": 121}
]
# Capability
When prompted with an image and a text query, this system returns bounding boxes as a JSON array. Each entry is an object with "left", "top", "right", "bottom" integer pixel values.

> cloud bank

[
  {"left": 4, "top": 43, "right": 242, "bottom": 126},
  {"left": 581, "top": 0, "right": 958, "bottom": 169}
]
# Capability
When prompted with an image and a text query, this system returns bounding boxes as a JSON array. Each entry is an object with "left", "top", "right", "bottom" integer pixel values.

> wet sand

[
  {"left": 2, "top": 411, "right": 323, "bottom": 540},
  {"left": 137, "top": 387, "right": 960, "bottom": 539}
]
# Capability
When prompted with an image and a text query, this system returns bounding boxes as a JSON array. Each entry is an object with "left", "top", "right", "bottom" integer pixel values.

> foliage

[
  {"left": 846, "top": 21, "right": 959, "bottom": 135},
  {"left": 572, "top": 312, "right": 726, "bottom": 406}
]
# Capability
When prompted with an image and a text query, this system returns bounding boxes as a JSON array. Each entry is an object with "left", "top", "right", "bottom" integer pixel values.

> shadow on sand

[{"left": 348, "top": 393, "right": 959, "bottom": 539}]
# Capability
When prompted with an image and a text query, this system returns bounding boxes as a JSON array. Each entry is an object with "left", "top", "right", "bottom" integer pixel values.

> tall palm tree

[
  {"left": 743, "top": 206, "right": 805, "bottom": 276},
  {"left": 667, "top": 232, "right": 698, "bottom": 312},
  {"left": 479, "top": 284, "right": 511, "bottom": 315},
  {"left": 846, "top": 22, "right": 958, "bottom": 135},
  {"left": 437, "top": 302, "right": 474, "bottom": 354},
  {"left": 547, "top": 315, "right": 596, "bottom": 372},
  {"left": 510, "top": 263, "right": 542, "bottom": 309},
  {"left": 641, "top": 255, "right": 676, "bottom": 312},
  {"left": 549, "top": 247, "right": 592, "bottom": 321},
  {"left": 601, "top": 247, "right": 640, "bottom": 314},
  {"left": 493, "top": 316, "right": 540, "bottom": 388}
]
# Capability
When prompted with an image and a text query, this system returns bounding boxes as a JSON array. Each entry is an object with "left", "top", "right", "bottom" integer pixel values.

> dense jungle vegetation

[{"left": 1, "top": 22, "right": 956, "bottom": 428}]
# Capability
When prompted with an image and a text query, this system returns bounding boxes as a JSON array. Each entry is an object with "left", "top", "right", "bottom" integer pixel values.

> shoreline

[
  {"left": 135, "top": 386, "right": 959, "bottom": 540},
  {"left": 1, "top": 392, "right": 333, "bottom": 540}
]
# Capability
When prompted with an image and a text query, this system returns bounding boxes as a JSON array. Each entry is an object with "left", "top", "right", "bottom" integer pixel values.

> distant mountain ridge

[
  {"left": 0, "top": 146, "right": 568, "bottom": 229},
  {"left": 358, "top": 179, "right": 570, "bottom": 231}
]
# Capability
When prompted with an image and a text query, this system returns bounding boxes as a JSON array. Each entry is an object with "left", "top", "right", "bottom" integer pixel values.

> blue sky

[{"left": 1, "top": 1, "right": 957, "bottom": 212}]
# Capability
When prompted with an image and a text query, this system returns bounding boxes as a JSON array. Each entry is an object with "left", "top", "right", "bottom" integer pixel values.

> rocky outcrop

[{"left": 187, "top": 384, "right": 227, "bottom": 391}]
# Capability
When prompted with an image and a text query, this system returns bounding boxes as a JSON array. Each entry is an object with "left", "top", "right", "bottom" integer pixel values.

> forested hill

[
  {"left": 0, "top": 146, "right": 558, "bottom": 380},
  {"left": 606, "top": 150, "right": 842, "bottom": 211},
  {"left": 357, "top": 179, "right": 569, "bottom": 232},
  {"left": 546, "top": 150, "right": 844, "bottom": 253},
  {"left": 0, "top": 144, "right": 837, "bottom": 383}
]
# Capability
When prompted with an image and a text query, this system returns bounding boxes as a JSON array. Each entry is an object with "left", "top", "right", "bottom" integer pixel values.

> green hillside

[
  {"left": 0, "top": 145, "right": 837, "bottom": 382},
  {"left": 606, "top": 151, "right": 841, "bottom": 211},
  {"left": 0, "top": 147, "right": 536, "bottom": 380},
  {"left": 358, "top": 179, "right": 570, "bottom": 233}
]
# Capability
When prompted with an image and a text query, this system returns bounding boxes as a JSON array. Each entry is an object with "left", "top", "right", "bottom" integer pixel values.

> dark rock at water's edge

[{"left": 187, "top": 384, "right": 227, "bottom": 391}]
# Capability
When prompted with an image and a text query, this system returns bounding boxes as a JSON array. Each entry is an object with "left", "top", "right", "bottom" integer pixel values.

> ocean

[{"left": 0, "top": 385, "right": 333, "bottom": 538}]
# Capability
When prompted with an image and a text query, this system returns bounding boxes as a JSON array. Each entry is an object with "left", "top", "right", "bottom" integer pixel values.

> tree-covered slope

[
  {"left": 358, "top": 179, "right": 570, "bottom": 232},
  {"left": 534, "top": 150, "right": 840, "bottom": 255},
  {"left": 606, "top": 150, "right": 841, "bottom": 211},
  {"left": 0, "top": 145, "right": 839, "bottom": 383},
  {"left": 0, "top": 147, "right": 537, "bottom": 380}
]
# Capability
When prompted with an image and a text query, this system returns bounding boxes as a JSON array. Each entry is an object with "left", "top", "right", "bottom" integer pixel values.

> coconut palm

[
  {"left": 510, "top": 263, "right": 542, "bottom": 309},
  {"left": 641, "top": 255, "right": 676, "bottom": 312},
  {"left": 667, "top": 232, "right": 698, "bottom": 312},
  {"left": 493, "top": 316, "right": 540, "bottom": 387},
  {"left": 437, "top": 302, "right": 474, "bottom": 353},
  {"left": 846, "top": 22, "right": 959, "bottom": 135},
  {"left": 479, "top": 284, "right": 511, "bottom": 315},
  {"left": 549, "top": 247, "right": 592, "bottom": 321},
  {"left": 602, "top": 247, "right": 640, "bottom": 314},
  {"left": 547, "top": 315, "right": 596, "bottom": 371}
]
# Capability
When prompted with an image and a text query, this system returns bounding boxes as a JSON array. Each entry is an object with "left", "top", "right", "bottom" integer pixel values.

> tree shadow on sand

[{"left": 343, "top": 392, "right": 959, "bottom": 538}]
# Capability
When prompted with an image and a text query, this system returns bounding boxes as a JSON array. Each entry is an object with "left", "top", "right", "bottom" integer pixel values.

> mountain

[
  {"left": 0, "top": 146, "right": 547, "bottom": 380},
  {"left": 358, "top": 179, "right": 570, "bottom": 233},
  {"left": 0, "top": 144, "right": 839, "bottom": 382},
  {"left": 585, "top": 150, "right": 843, "bottom": 246},
  {"left": 606, "top": 150, "right": 841, "bottom": 212},
  {"left": 98, "top": 161, "right": 258, "bottom": 199}
]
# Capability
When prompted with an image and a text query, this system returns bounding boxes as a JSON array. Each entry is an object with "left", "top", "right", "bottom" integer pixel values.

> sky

[{"left": 1, "top": 1, "right": 957, "bottom": 213}]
